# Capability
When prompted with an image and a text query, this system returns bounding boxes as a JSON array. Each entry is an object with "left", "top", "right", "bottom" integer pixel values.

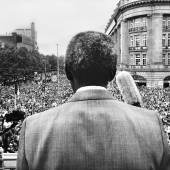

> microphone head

[{"left": 116, "top": 71, "right": 143, "bottom": 107}]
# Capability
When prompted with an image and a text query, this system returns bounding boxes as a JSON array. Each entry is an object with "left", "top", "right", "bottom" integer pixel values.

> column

[
  {"left": 117, "top": 26, "right": 121, "bottom": 65},
  {"left": 147, "top": 14, "right": 152, "bottom": 66},
  {"left": 151, "top": 13, "right": 163, "bottom": 66},
  {"left": 120, "top": 20, "right": 129, "bottom": 69}
]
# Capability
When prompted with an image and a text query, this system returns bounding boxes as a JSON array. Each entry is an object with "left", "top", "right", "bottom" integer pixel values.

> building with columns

[
  {"left": 105, "top": 0, "right": 170, "bottom": 88},
  {"left": 14, "top": 22, "right": 37, "bottom": 50}
]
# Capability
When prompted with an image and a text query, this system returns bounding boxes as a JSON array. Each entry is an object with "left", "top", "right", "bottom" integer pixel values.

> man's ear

[{"left": 65, "top": 65, "right": 73, "bottom": 81}]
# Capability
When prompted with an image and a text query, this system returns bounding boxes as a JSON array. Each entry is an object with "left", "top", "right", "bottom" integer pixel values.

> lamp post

[
  {"left": 0, "top": 115, "right": 4, "bottom": 169},
  {"left": 41, "top": 56, "right": 47, "bottom": 109},
  {"left": 0, "top": 116, "right": 3, "bottom": 133},
  {"left": 57, "top": 44, "right": 59, "bottom": 96},
  {"left": 44, "top": 56, "right": 47, "bottom": 90}
]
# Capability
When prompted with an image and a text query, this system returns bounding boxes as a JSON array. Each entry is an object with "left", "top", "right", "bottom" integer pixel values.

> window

[
  {"left": 168, "top": 53, "right": 170, "bottom": 65},
  {"left": 142, "top": 34, "right": 147, "bottom": 46},
  {"left": 168, "top": 20, "right": 170, "bottom": 29},
  {"left": 162, "top": 54, "right": 166, "bottom": 65},
  {"left": 162, "top": 34, "right": 166, "bottom": 47},
  {"left": 129, "top": 20, "right": 134, "bottom": 29},
  {"left": 129, "top": 17, "right": 147, "bottom": 31},
  {"left": 163, "top": 20, "right": 166, "bottom": 29},
  {"left": 168, "top": 34, "right": 170, "bottom": 46},
  {"left": 134, "top": 18, "right": 140, "bottom": 28},
  {"left": 142, "top": 54, "right": 146, "bottom": 66},
  {"left": 135, "top": 54, "right": 141, "bottom": 65},
  {"left": 134, "top": 35, "right": 140, "bottom": 47},
  {"left": 130, "top": 36, "right": 133, "bottom": 47},
  {"left": 130, "top": 54, "right": 134, "bottom": 65},
  {"left": 162, "top": 17, "right": 170, "bottom": 30},
  {"left": 142, "top": 18, "right": 147, "bottom": 27}
]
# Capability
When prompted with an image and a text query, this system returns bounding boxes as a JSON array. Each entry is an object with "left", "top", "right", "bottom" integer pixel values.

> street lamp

[
  {"left": 41, "top": 56, "right": 47, "bottom": 108},
  {"left": 57, "top": 44, "right": 59, "bottom": 96},
  {"left": 0, "top": 116, "right": 3, "bottom": 133}
]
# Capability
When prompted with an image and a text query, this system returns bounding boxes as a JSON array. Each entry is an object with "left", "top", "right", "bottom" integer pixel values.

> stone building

[
  {"left": 0, "top": 22, "right": 37, "bottom": 51},
  {"left": 14, "top": 22, "right": 37, "bottom": 50},
  {"left": 0, "top": 33, "right": 19, "bottom": 48},
  {"left": 105, "top": 0, "right": 170, "bottom": 88}
]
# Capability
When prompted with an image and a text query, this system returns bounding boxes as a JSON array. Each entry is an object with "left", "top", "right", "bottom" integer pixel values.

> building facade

[
  {"left": 0, "top": 33, "right": 18, "bottom": 48},
  {"left": 14, "top": 22, "right": 37, "bottom": 51},
  {"left": 105, "top": 0, "right": 170, "bottom": 88},
  {"left": 0, "top": 22, "right": 37, "bottom": 51}
]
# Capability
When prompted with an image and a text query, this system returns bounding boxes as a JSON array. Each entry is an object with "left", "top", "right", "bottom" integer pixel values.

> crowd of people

[
  {"left": 108, "top": 82, "right": 170, "bottom": 144},
  {"left": 0, "top": 73, "right": 169, "bottom": 152}
]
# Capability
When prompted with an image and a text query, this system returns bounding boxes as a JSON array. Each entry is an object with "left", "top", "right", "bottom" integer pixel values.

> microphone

[{"left": 116, "top": 71, "right": 143, "bottom": 107}]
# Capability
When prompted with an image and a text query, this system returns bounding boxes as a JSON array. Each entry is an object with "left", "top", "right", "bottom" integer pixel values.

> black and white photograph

[{"left": 0, "top": 0, "right": 170, "bottom": 169}]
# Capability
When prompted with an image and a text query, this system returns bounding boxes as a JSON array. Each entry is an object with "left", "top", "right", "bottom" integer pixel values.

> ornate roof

[{"left": 105, "top": 0, "right": 170, "bottom": 33}]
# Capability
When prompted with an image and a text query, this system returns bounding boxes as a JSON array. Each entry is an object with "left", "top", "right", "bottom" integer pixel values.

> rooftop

[{"left": 105, "top": 0, "right": 170, "bottom": 33}]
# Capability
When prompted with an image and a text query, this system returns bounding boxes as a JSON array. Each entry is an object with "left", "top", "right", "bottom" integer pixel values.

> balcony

[
  {"left": 129, "top": 46, "right": 147, "bottom": 51},
  {"left": 129, "top": 65, "right": 147, "bottom": 69},
  {"left": 124, "top": 65, "right": 170, "bottom": 72},
  {"left": 118, "top": 64, "right": 148, "bottom": 71},
  {"left": 162, "top": 46, "right": 170, "bottom": 51},
  {"left": 129, "top": 26, "right": 147, "bottom": 33}
]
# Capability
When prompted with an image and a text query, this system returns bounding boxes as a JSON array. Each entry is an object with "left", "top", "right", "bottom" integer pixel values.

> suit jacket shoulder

[{"left": 17, "top": 90, "right": 170, "bottom": 170}]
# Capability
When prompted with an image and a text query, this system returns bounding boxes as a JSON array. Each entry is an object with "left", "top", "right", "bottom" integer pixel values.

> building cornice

[{"left": 105, "top": 0, "right": 170, "bottom": 33}]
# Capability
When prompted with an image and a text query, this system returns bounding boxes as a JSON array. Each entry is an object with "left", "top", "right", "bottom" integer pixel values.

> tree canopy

[{"left": 0, "top": 47, "right": 65, "bottom": 85}]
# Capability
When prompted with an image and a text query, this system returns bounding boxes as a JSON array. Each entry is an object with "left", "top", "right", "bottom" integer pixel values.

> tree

[
  {"left": 44, "top": 54, "right": 65, "bottom": 73},
  {"left": 0, "top": 47, "right": 44, "bottom": 85},
  {"left": 58, "top": 56, "right": 65, "bottom": 74},
  {"left": 47, "top": 55, "right": 58, "bottom": 71},
  {"left": 0, "top": 47, "right": 65, "bottom": 85}
]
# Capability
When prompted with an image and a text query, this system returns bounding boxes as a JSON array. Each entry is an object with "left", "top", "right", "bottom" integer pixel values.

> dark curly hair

[{"left": 65, "top": 31, "right": 117, "bottom": 86}]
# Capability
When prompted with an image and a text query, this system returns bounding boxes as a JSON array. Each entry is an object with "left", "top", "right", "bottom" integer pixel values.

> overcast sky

[{"left": 0, "top": 0, "right": 119, "bottom": 55}]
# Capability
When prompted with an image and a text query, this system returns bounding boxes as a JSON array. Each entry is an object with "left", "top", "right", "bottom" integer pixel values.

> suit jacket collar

[
  {"left": 76, "top": 86, "right": 107, "bottom": 92},
  {"left": 68, "top": 89, "right": 114, "bottom": 102}
]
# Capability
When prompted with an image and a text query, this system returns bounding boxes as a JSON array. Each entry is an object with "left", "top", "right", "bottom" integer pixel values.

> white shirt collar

[{"left": 76, "top": 86, "right": 107, "bottom": 92}]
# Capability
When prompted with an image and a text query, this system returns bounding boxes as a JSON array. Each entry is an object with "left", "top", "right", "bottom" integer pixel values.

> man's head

[{"left": 65, "top": 31, "right": 117, "bottom": 91}]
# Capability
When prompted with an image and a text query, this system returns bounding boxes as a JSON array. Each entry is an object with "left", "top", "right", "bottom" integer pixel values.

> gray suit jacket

[{"left": 17, "top": 89, "right": 170, "bottom": 170}]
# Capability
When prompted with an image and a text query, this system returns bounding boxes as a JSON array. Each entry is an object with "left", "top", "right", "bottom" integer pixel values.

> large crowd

[{"left": 0, "top": 73, "right": 169, "bottom": 152}]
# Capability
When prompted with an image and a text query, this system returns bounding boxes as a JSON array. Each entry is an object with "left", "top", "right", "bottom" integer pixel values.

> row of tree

[{"left": 0, "top": 46, "right": 65, "bottom": 85}]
